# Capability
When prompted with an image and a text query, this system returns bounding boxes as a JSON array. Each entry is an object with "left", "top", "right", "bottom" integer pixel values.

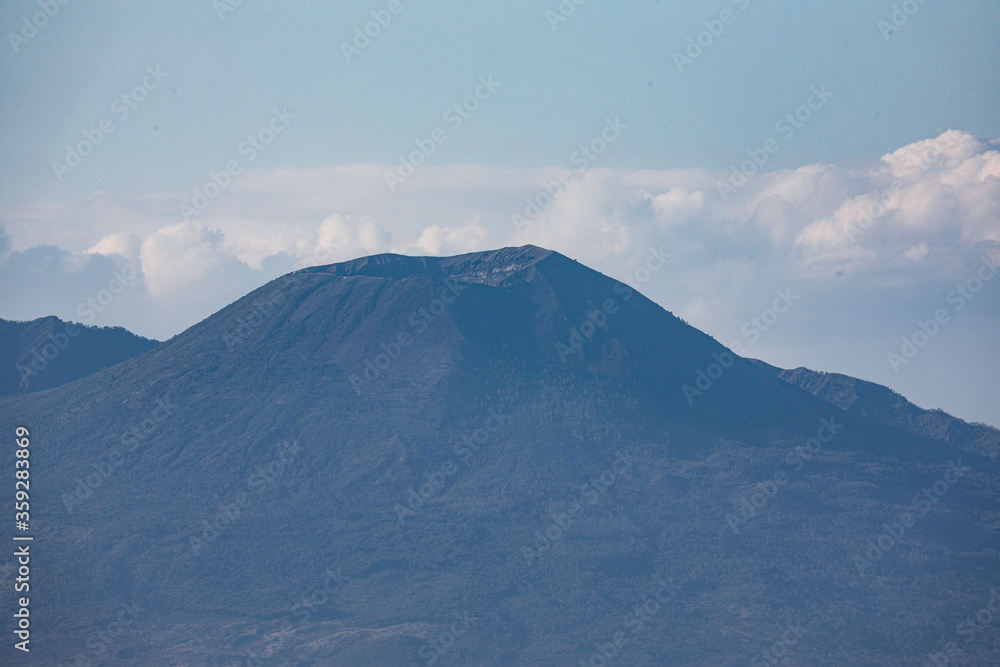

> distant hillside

[
  {"left": 752, "top": 360, "right": 1000, "bottom": 460},
  {"left": 0, "top": 316, "right": 159, "bottom": 396}
]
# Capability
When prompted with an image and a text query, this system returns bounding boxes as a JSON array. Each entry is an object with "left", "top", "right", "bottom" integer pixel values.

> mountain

[
  {"left": 1, "top": 246, "right": 998, "bottom": 666},
  {"left": 0, "top": 316, "right": 159, "bottom": 397},
  {"left": 752, "top": 360, "right": 1000, "bottom": 461}
]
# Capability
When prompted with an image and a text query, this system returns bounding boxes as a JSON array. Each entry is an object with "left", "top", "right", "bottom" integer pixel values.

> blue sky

[
  {"left": 2, "top": 0, "right": 999, "bottom": 426},
  {"left": 3, "top": 0, "right": 998, "bottom": 200}
]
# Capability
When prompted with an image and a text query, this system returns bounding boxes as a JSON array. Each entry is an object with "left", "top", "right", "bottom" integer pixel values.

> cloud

[
  {"left": 0, "top": 243, "right": 135, "bottom": 328},
  {"left": 881, "top": 130, "right": 986, "bottom": 179},
  {"left": 791, "top": 131, "right": 1000, "bottom": 276},
  {"left": 87, "top": 232, "right": 143, "bottom": 279},
  {"left": 512, "top": 172, "right": 661, "bottom": 259},
  {"left": 6, "top": 131, "right": 998, "bottom": 318},
  {"left": 413, "top": 222, "right": 488, "bottom": 256},
  {"left": 139, "top": 221, "right": 254, "bottom": 299},
  {"left": 87, "top": 233, "right": 142, "bottom": 261},
  {"left": 312, "top": 214, "right": 392, "bottom": 263},
  {"left": 2, "top": 131, "right": 998, "bottom": 426}
]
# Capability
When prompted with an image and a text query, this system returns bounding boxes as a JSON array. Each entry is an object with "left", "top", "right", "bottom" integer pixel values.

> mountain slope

[
  {"left": 1, "top": 246, "right": 998, "bottom": 666},
  {"left": 0, "top": 316, "right": 159, "bottom": 396},
  {"left": 753, "top": 360, "right": 1000, "bottom": 461}
]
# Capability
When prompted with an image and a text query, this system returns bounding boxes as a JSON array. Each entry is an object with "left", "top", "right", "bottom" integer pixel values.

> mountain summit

[
  {"left": 2, "top": 247, "right": 998, "bottom": 665},
  {"left": 296, "top": 244, "right": 558, "bottom": 284}
]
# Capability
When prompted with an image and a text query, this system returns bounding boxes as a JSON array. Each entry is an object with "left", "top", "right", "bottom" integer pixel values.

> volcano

[{"left": 2, "top": 245, "right": 998, "bottom": 665}]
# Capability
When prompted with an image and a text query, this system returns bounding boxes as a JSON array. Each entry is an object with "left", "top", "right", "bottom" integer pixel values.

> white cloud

[
  {"left": 6, "top": 131, "right": 999, "bottom": 320},
  {"left": 87, "top": 233, "right": 141, "bottom": 261},
  {"left": 313, "top": 214, "right": 391, "bottom": 263},
  {"left": 904, "top": 243, "right": 930, "bottom": 261},
  {"left": 139, "top": 222, "right": 234, "bottom": 298},
  {"left": 881, "top": 130, "right": 985, "bottom": 179},
  {"left": 414, "top": 221, "right": 488, "bottom": 256},
  {"left": 7, "top": 131, "right": 998, "bottom": 300},
  {"left": 791, "top": 131, "right": 1000, "bottom": 276}
]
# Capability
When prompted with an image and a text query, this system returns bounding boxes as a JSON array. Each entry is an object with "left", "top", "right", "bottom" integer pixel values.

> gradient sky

[{"left": 2, "top": 0, "right": 999, "bottom": 426}]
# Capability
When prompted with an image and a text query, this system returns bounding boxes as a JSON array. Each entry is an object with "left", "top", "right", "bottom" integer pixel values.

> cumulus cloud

[
  {"left": 312, "top": 214, "right": 391, "bottom": 264},
  {"left": 87, "top": 233, "right": 141, "bottom": 261},
  {"left": 6, "top": 131, "right": 998, "bottom": 317},
  {"left": 87, "top": 232, "right": 143, "bottom": 279},
  {"left": 140, "top": 222, "right": 237, "bottom": 297},
  {"left": 413, "top": 221, "right": 488, "bottom": 256},
  {"left": 792, "top": 131, "right": 1000, "bottom": 276},
  {"left": 512, "top": 172, "right": 661, "bottom": 259},
  {"left": 0, "top": 243, "right": 136, "bottom": 329}
]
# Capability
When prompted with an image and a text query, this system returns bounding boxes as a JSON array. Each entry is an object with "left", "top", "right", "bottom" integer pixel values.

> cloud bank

[{"left": 2, "top": 131, "right": 998, "bottom": 424}]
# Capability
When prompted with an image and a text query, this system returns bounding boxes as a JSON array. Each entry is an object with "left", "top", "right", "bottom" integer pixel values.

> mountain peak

[
  {"left": 296, "top": 245, "right": 559, "bottom": 286},
  {"left": 5, "top": 250, "right": 1000, "bottom": 665}
]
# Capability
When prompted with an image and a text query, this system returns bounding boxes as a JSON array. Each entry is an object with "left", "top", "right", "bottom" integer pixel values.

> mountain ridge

[
  {"left": 751, "top": 359, "right": 1000, "bottom": 460},
  {"left": 296, "top": 244, "right": 558, "bottom": 286},
  {"left": 0, "top": 315, "right": 159, "bottom": 397}
]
